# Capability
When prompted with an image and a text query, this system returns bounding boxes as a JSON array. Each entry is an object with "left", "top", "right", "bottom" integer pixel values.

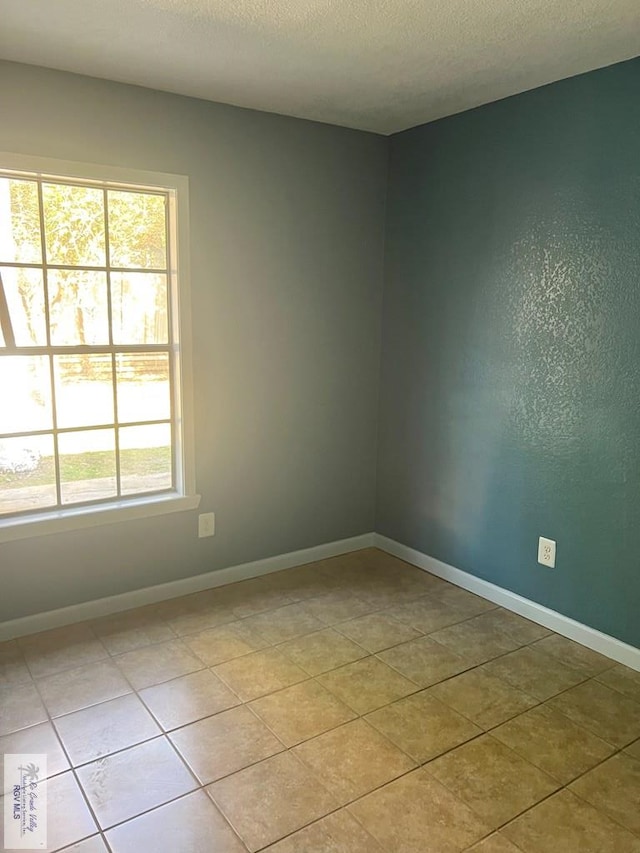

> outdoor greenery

[
  {"left": 0, "top": 446, "right": 171, "bottom": 488},
  {"left": 0, "top": 176, "right": 174, "bottom": 507},
  {"left": 1, "top": 178, "right": 168, "bottom": 351}
]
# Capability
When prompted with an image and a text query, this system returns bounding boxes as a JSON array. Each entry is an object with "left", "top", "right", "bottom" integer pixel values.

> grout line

[{"left": 25, "top": 664, "right": 108, "bottom": 852}]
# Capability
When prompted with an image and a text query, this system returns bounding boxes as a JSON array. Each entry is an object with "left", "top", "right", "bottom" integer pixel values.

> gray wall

[
  {"left": 0, "top": 61, "right": 387, "bottom": 621},
  {"left": 377, "top": 58, "right": 640, "bottom": 647}
]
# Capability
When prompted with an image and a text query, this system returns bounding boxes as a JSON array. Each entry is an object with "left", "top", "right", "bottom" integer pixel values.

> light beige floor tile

[
  {"left": 106, "top": 789, "right": 247, "bottom": 853},
  {"left": 366, "top": 690, "right": 481, "bottom": 763},
  {"left": 337, "top": 612, "right": 422, "bottom": 652},
  {"left": 484, "top": 646, "right": 585, "bottom": 700},
  {"left": 401, "top": 569, "right": 453, "bottom": 596},
  {"left": 37, "top": 658, "right": 132, "bottom": 717},
  {"left": 169, "top": 705, "right": 284, "bottom": 783},
  {"left": 213, "top": 648, "right": 307, "bottom": 701},
  {"left": 470, "top": 609, "right": 551, "bottom": 645},
  {"left": 10, "top": 552, "right": 636, "bottom": 853},
  {"left": 351, "top": 548, "right": 413, "bottom": 574},
  {"left": 427, "top": 735, "right": 559, "bottom": 829},
  {"left": 242, "top": 602, "right": 325, "bottom": 644},
  {"left": 207, "top": 751, "right": 338, "bottom": 852},
  {"left": 0, "top": 721, "right": 69, "bottom": 793},
  {"left": 61, "top": 837, "right": 110, "bottom": 852},
  {"left": 532, "top": 634, "right": 615, "bottom": 676},
  {"left": 267, "top": 564, "right": 341, "bottom": 601},
  {"left": 229, "top": 577, "right": 294, "bottom": 618},
  {"left": 319, "top": 560, "right": 369, "bottom": 587},
  {"left": 277, "top": 628, "right": 367, "bottom": 675},
  {"left": 304, "top": 553, "right": 362, "bottom": 579},
  {"left": 493, "top": 703, "right": 614, "bottom": 784},
  {"left": 569, "top": 752, "right": 640, "bottom": 836},
  {"left": 0, "top": 680, "right": 48, "bottom": 735},
  {"left": 76, "top": 737, "right": 197, "bottom": 829},
  {"left": 264, "top": 808, "right": 384, "bottom": 852},
  {"left": 430, "top": 585, "right": 498, "bottom": 618},
  {"left": 327, "top": 578, "right": 374, "bottom": 600},
  {"left": 356, "top": 583, "right": 426, "bottom": 610},
  {"left": 183, "top": 622, "right": 268, "bottom": 666},
  {"left": 430, "top": 617, "right": 521, "bottom": 664},
  {"left": 250, "top": 680, "right": 355, "bottom": 746},
  {"left": 429, "top": 667, "right": 537, "bottom": 729},
  {"left": 292, "top": 570, "right": 361, "bottom": 597},
  {"left": 19, "top": 623, "right": 108, "bottom": 679},
  {"left": 54, "top": 693, "right": 160, "bottom": 766},
  {"left": 502, "top": 789, "right": 640, "bottom": 853},
  {"left": 303, "top": 591, "right": 377, "bottom": 625},
  {"left": 166, "top": 603, "right": 238, "bottom": 637},
  {"left": 0, "top": 771, "right": 98, "bottom": 853},
  {"left": 378, "top": 636, "right": 473, "bottom": 687},
  {"left": 467, "top": 834, "right": 524, "bottom": 852},
  {"left": 44, "top": 772, "right": 99, "bottom": 850},
  {"left": 596, "top": 663, "right": 640, "bottom": 703},
  {"left": 348, "top": 767, "right": 490, "bottom": 853},
  {"left": 548, "top": 679, "right": 640, "bottom": 747},
  {"left": 627, "top": 739, "right": 640, "bottom": 760},
  {"left": 114, "top": 639, "right": 204, "bottom": 689},
  {"left": 318, "top": 656, "right": 417, "bottom": 714},
  {"left": 90, "top": 608, "right": 176, "bottom": 655},
  {"left": 139, "top": 669, "right": 240, "bottom": 730},
  {"left": 384, "top": 569, "right": 439, "bottom": 596},
  {"left": 0, "top": 639, "right": 31, "bottom": 687},
  {"left": 293, "top": 718, "right": 415, "bottom": 803},
  {"left": 386, "top": 596, "right": 469, "bottom": 634}
]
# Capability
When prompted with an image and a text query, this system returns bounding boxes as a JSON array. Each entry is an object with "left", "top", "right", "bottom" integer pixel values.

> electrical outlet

[
  {"left": 538, "top": 536, "right": 556, "bottom": 568},
  {"left": 198, "top": 512, "right": 215, "bottom": 538}
]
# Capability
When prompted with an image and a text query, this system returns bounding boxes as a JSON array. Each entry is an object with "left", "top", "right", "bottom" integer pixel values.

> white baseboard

[
  {"left": 0, "top": 533, "right": 376, "bottom": 641},
  {"left": 375, "top": 534, "right": 640, "bottom": 672},
  {"left": 5, "top": 529, "right": 638, "bottom": 673}
]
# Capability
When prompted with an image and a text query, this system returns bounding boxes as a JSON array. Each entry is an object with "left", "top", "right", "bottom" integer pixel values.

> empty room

[{"left": 0, "top": 1, "right": 639, "bottom": 851}]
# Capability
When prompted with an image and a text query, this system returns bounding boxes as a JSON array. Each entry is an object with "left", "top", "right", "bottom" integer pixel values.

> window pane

[
  {"left": 58, "top": 428, "right": 116, "bottom": 504},
  {"left": 0, "top": 178, "right": 42, "bottom": 264},
  {"left": 0, "top": 267, "right": 47, "bottom": 346},
  {"left": 43, "top": 183, "right": 105, "bottom": 266},
  {"left": 48, "top": 270, "right": 109, "bottom": 345},
  {"left": 119, "top": 423, "right": 172, "bottom": 495},
  {"left": 0, "top": 355, "right": 52, "bottom": 433},
  {"left": 111, "top": 272, "right": 168, "bottom": 344},
  {"left": 116, "top": 353, "right": 170, "bottom": 423},
  {"left": 0, "top": 434, "right": 56, "bottom": 515},
  {"left": 108, "top": 190, "right": 166, "bottom": 269},
  {"left": 54, "top": 354, "right": 114, "bottom": 428}
]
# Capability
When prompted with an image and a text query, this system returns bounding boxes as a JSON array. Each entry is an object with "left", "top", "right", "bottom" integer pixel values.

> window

[{"left": 0, "top": 154, "right": 198, "bottom": 541}]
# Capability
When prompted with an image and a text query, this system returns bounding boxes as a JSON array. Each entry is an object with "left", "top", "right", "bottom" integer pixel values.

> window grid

[{"left": 0, "top": 171, "right": 176, "bottom": 518}]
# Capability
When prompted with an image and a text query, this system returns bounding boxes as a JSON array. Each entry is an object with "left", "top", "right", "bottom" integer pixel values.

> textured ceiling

[{"left": 1, "top": 0, "right": 639, "bottom": 134}]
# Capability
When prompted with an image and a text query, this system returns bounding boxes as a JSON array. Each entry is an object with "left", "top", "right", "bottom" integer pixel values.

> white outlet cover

[
  {"left": 198, "top": 512, "right": 215, "bottom": 538},
  {"left": 538, "top": 536, "right": 556, "bottom": 568}
]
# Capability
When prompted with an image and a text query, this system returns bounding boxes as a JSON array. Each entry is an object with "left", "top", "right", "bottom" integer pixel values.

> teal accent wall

[{"left": 377, "top": 58, "right": 640, "bottom": 647}]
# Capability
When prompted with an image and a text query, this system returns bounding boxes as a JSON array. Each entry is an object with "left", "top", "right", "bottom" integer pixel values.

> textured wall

[
  {"left": 377, "top": 58, "right": 640, "bottom": 647},
  {"left": 0, "top": 61, "right": 387, "bottom": 621}
]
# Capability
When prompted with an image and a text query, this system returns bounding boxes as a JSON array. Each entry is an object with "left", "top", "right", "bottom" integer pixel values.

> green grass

[{"left": 1, "top": 446, "right": 171, "bottom": 487}]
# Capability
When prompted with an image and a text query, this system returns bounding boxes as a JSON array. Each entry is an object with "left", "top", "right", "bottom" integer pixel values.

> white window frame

[{"left": 0, "top": 152, "right": 200, "bottom": 543}]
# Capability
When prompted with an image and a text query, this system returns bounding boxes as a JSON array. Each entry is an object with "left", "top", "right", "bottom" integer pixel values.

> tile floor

[{"left": 1, "top": 548, "right": 639, "bottom": 852}]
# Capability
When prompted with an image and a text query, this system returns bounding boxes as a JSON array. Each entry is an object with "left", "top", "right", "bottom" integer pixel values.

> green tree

[{"left": 1, "top": 178, "right": 167, "bottom": 355}]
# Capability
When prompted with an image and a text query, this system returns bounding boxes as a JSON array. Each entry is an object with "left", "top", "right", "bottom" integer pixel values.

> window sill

[{"left": 0, "top": 493, "right": 201, "bottom": 544}]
